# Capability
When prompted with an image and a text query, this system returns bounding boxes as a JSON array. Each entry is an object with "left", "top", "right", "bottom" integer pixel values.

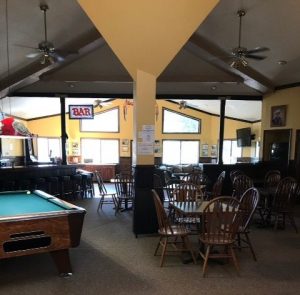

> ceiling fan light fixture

[{"left": 178, "top": 100, "right": 187, "bottom": 110}]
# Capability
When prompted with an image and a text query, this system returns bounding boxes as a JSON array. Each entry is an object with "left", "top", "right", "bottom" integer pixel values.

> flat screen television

[{"left": 236, "top": 127, "right": 251, "bottom": 147}]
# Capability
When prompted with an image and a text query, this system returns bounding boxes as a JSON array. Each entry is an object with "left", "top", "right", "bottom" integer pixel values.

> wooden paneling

[{"left": 81, "top": 164, "right": 116, "bottom": 181}]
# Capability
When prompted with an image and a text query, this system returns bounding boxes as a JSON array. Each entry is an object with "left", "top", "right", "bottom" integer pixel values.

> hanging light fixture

[{"left": 0, "top": 0, "right": 33, "bottom": 139}]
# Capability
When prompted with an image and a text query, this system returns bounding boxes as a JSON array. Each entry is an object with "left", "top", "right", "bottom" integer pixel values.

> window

[
  {"left": 81, "top": 139, "right": 119, "bottom": 164},
  {"left": 37, "top": 137, "right": 61, "bottom": 162},
  {"left": 80, "top": 107, "right": 119, "bottom": 132},
  {"left": 163, "top": 108, "right": 200, "bottom": 133},
  {"left": 162, "top": 140, "right": 199, "bottom": 165},
  {"left": 222, "top": 140, "right": 242, "bottom": 164}
]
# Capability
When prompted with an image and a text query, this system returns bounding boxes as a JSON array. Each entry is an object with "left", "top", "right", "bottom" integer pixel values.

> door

[{"left": 263, "top": 129, "right": 292, "bottom": 165}]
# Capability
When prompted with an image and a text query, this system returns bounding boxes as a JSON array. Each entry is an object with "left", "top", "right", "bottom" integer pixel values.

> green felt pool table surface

[{"left": 0, "top": 191, "right": 72, "bottom": 217}]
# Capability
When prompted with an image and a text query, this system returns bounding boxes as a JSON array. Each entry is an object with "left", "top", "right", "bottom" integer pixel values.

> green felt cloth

[{"left": 0, "top": 193, "right": 68, "bottom": 216}]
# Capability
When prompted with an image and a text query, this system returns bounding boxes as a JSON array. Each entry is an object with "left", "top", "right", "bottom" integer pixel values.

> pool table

[{"left": 0, "top": 190, "right": 86, "bottom": 276}]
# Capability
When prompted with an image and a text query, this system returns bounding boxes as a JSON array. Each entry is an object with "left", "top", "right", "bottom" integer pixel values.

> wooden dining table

[{"left": 170, "top": 200, "right": 210, "bottom": 216}]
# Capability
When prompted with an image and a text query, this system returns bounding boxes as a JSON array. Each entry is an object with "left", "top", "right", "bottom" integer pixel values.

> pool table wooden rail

[{"left": 0, "top": 190, "right": 86, "bottom": 275}]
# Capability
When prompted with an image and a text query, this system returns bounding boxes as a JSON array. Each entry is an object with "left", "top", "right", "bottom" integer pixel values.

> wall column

[
  {"left": 218, "top": 98, "right": 226, "bottom": 165},
  {"left": 60, "top": 96, "right": 67, "bottom": 165},
  {"left": 132, "top": 70, "right": 157, "bottom": 236}
]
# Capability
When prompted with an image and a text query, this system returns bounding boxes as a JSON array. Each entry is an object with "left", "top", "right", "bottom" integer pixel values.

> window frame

[
  {"left": 162, "top": 107, "right": 201, "bottom": 134},
  {"left": 80, "top": 107, "right": 120, "bottom": 133}
]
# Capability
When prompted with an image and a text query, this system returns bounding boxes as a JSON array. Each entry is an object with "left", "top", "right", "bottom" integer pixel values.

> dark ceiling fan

[
  {"left": 229, "top": 9, "right": 270, "bottom": 68},
  {"left": 18, "top": 4, "right": 75, "bottom": 64}
]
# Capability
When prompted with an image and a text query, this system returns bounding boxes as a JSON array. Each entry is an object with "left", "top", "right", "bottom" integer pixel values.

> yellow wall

[
  {"left": 25, "top": 99, "right": 259, "bottom": 160},
  {"left": 262, "top": 87, "right": 300, "bottom": 160}
]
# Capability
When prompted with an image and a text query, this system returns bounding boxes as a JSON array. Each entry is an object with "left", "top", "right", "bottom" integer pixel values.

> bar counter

[{"left": 0, "top": 164, "right": 81, "bottom": 180}]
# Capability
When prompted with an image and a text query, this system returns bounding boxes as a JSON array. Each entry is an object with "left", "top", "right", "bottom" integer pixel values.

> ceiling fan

[
  {"left": 19, "top": 4, "right": 75, "bottom": 64},
  {"left": 178, "top": 100, "right": 187, "bottom": 110},
  {"left": 93, "top": 99, "right": 112, "bottom": 109},
  {"left": 229, "top": 9, "right": 270, "bottom": 68}
]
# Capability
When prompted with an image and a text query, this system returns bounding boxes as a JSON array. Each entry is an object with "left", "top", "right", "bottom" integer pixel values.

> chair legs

[
  {"left": 97, "top": 194, "right": 118, "bottom": 212},
  {"left": 273, "top": 211, "right": 298, "bottom": 233},
  {"left": 154, "top": 235, "right": 196, "bottom": 267},
  {"left": 244, "top": 232, "right": 257, "bottom": 261},
  {"left": 235, "top": 232, "right": 257, "bottom": 261},
  {"left": 199, "top": 243, "right": 240, "bottom": 277}
]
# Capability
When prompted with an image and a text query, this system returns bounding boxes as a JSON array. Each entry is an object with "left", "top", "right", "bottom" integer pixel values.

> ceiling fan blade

[
  {"left": 15, "top": 44, "right": 39, "bottom": 50},
  {"left": 49, "top": 51, "right": 65, "bottom": 62},
  {"left": 244, "top": 54, "right": 267, "bottom": 60},
  {"left": 26, "top": 52, "right": 41, "bottom": 58},
  {"left": 246, "top": 47, "right": 270, "bottom": 54}
]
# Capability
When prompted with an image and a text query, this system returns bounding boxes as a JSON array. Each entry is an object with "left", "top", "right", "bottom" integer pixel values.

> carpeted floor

[{"left": 1, "top": 194, "right": 300, "bottom": 295}]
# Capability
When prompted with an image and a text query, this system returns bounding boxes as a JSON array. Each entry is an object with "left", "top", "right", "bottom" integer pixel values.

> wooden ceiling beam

[
  {"left": 0, "top": 28, "right": 103, "bottom": 98},
  {"left": 188, "top": 34, "right": 274, "bottom": 94}
]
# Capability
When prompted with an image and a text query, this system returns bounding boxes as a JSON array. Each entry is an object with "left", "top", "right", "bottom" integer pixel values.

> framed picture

[
  {"left": 122, "top": 146, "right": 129, "bottom": 152},
  {"left": 271, "top": 105, "right": 287, "bottom": 127},
  {"left": 121, "top": 139, "right": 129, "bottom": 146}
]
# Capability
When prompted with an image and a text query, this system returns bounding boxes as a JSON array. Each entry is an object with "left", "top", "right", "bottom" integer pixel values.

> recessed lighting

[{"left": 277, "top": 60, "right": 287, "bottom": 65}]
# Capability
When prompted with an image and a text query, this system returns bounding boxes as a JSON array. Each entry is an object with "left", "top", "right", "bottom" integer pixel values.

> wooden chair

[
  {"left": 171, "top": 182, "right": 204, "bottom": 232},
  {"left": 230, "top": 169, "right": 244, "bottom": 183},
  {"left": 232, "top": 174, "right": 253, "bottom": 200},
  {"left": 198, "top": 196, "right": 242, "bottom": 277},
  {"left": 268, "top": 177, "right": 298, "bottom": 232},
  {"left": 114, "top": 173, "right": 134, "bottom": 214},
  {"left": 205, "top": 171, "right": 226, "bottom": 200},
  {"left": 172, "top": 182, "right": 204, "bottom": 202},
  {"left": 95, "top": 171, "right": 117, "bottom": 212},
  {"left": 151, "top": 189, "right": 196, "bottom": 267},
  {"left": 236, "top": 187, "right": 260, "bottom": 261},
  {"left": 182, "top": 171, "right": 208, "bottom": 187},
  {"left": 257, "top": 170, "right": 281, "bottom": 223}
]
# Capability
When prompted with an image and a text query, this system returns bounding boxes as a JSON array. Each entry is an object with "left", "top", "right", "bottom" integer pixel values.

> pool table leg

[{"left": 50, "top": 249, "right": 73, "bottom": 277}]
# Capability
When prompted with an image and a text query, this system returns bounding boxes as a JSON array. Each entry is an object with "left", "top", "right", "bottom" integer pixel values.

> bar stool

[
  {"left": 0, "top": 180, "right": 16, "bottom": 191},
  {"left": 31, "top": 177, "right": 48, "bottom": 192},
  {"left": 71, "top": 174, "right": 83, "bottom": 200},
  {"left": 81, "top": 173, "right": 94, "bottom": 198},
  {"left": 46, "top": 176, "right": 60, "bottom": 197},
  {"left": 16, "top": 179, "right": 31, "bottom": 191},
  {"left": 60, "top": 175, "right": 73, "bottom": 200}
]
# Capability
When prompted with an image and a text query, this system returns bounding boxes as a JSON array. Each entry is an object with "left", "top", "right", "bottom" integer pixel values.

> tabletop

[{"left": 170, "top": 201, "right": 210, "bottom": 215}]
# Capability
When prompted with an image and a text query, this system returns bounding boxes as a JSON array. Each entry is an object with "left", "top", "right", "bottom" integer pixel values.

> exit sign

[{"left": 69, "top": 105, "right": 94, "bottom": 119}]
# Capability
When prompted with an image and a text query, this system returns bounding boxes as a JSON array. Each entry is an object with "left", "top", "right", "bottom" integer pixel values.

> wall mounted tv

[{"left": 236, "top": 127, "right": 252, "bottom": 147}]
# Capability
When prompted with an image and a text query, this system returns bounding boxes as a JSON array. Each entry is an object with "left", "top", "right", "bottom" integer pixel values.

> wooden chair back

[
  {"left": 273, "top": 177, "right": 297, "bottom": 211},
  {"left": 201, "top": 197, "right": 242, "bottom": 243},
  {"left": 239, "top": 187, "right": 260, "bottom": 230},
  {"left": 211, "top": 171, "right": 226, "bottom": 198},
  {"left": 95, "top": 170, "right": 108, "bottom": 195},
  {"left": 232, "top": 174, "right": 253, "bottom": 200},
  {"left": 183, "top": 171, "right": 208, "bottom": 186},
  {"left": 165, "top": 178, "right": 182, "bottom": 202},
  {"left": 264, "top": 170, "right": 281, "bottom": 189},
  {"left": 172, "top": 182, "right": 203, "bottom": 202},
  {"left": 152, "top": 189, "right": 173, "bottom": 234},
  {"left": 115, "top": 173, "right": 134, "bottom": 198},
  {"left": 230, "top": 169, "right": 244, "bottom": 183}
]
